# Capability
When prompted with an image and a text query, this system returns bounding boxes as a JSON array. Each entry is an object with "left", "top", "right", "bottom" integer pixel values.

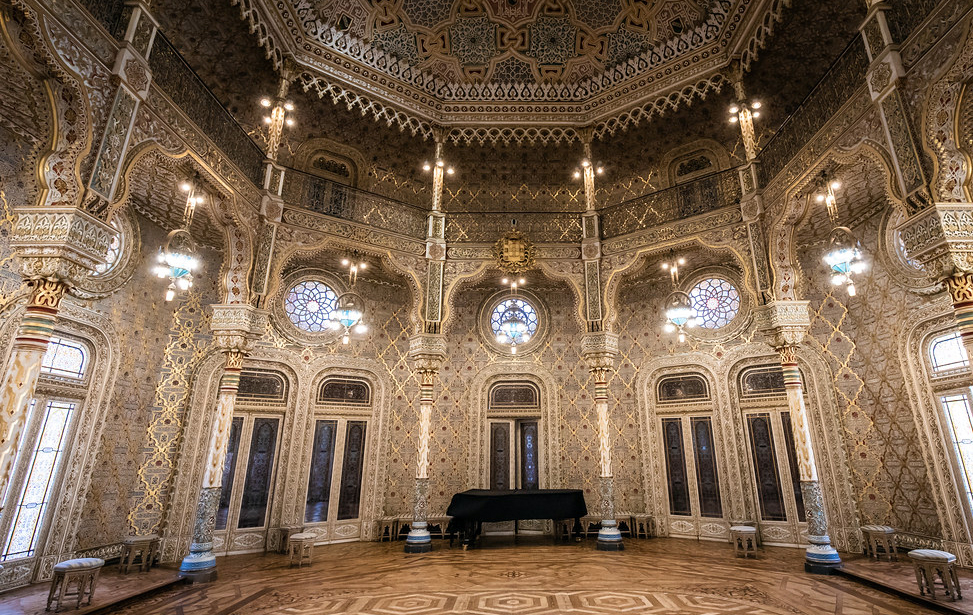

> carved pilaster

[
  {"left": 755, "top": 300, "right": 811, "bottom": 349},
  {"left": 896, "top": 203, "right": 973, "bottom": 279}
]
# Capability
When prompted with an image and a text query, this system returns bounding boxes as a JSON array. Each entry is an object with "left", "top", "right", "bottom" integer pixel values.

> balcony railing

[
  {"left": 148, "top": 34, "right": 266, "bottom": 187},
  {"left": 755, "top": 37, "right": 869, "bottom": 187},
  {"left": 282, "top": 170, "right": 428, "bottom": 238},
  {"left": 600, "top": 168, "right": 742, "bottom": 239},
  {"left": 77, "top": 0, "right": 127, "bottom": 38}
]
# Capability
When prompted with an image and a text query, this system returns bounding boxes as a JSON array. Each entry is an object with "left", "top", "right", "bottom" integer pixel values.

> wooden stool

[
  {"left": 909, "top": 549, "right": 962, "bottom": 601},
  {"left": 730, "top": 526, "right": 758, "bottom": 558},
  {"left": 631, "top": 515, "right": 652, "bottom": 539},
  {"left": 119, "top": 534, "right": 159, "bottom": 573},
  {"left": 861, "top": 525, "right": 897, "bottom": 560},
  {"left": 378, "top": 517, "right": 399, "bottom": 542},
  {"left": 287, "top": 532, "right": 316, "bottom": 567},
  {"left": 47, "top": 558, "right": 104, "bottom": 611},
  {"left": 278, "top": 525, "right": 303, "bottom": 554}
]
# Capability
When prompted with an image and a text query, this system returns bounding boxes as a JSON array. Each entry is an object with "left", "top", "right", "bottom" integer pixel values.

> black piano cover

[{"left": 446, "top": 489, "right": 588, "bottom": 523}]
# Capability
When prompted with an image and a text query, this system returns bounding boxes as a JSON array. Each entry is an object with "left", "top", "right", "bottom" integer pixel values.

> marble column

[
  {"left": 179, "top": 349, "right": 245, "bottom": 582},
  {"left": 779, "top": 345, "right": 841, "bottom": 573},
  {"left": 582, "top": 332, "right": 622, "bottom": 551},
  {"left": 0, "top": 279, "right": 66, "bottom": 507},
  {"left": 405, "top": 365, "right": 437, "bottom": 553}
]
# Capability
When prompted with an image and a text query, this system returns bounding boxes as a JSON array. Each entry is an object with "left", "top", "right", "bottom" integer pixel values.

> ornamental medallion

[{"left": 494, "top": 229, "right": 535, "bottom": 274}]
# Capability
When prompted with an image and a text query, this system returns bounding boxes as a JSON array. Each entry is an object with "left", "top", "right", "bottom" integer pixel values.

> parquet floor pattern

[{"left": 92, "top": 538, "right": 938, "bottom": 615}]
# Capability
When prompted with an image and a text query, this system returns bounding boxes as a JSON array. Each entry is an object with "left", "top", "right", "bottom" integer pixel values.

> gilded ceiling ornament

[{"left": 494, "top": 228, "right": 536, "bottom": 274}]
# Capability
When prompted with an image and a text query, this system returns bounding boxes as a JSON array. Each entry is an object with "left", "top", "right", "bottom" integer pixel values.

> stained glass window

[
  {"left": 284, "top": 280, "right": 338, "bottom": 333},
  {"left": 490, "top": 298, "right": 538, "bottom": 347},
  {"left": 490, "top": 383, "right": 539, "bottom": 408},
  {"left": 237, "top": 418, "right": 280, "bottom": 529},
  {"left": 931, "top": 332, "right": 969, "bottom": 374},
  {"left": 739, "top": 365, "right": 787, "bottom": 398},
  {"left": 237, "top": 371, "right": 287, "bottom": 402},
  {"left": 40, "top": 337, "right": 89, "bottom": 380},
  {"left": 318, "top": 379, "right": 370, "bottom": 405},
  {"left": 688, "top": 277, "right": 741, "bottom": 329},
  {"left": 93, "top": 220, "right": 122, "bottom": 276},
  {"left": 691, "top": 417, "right": 722, "bottom": 518},
  {"left": 3, "top": 400, "right": 74, "bottom": 561},
  {"left": 747, "top": 414, "right": 787, "bottom": 521},
  {"left": 305, "top": 420, "right": 337, "bottom": 523},
  {"left": 657, "top": 374, "right": 709, "bottom": 402},
  {"left": 941, "top": 393, "right": 973, "bottom": 516},
  {"left": 336, "top": 422, "right": 366, "bottom": 520},
  {"left": 663, "top": 418, "right": 691, "bottom": 516},
  {"left": 520, "top": 421, "right": 539, "bottom": 490}
]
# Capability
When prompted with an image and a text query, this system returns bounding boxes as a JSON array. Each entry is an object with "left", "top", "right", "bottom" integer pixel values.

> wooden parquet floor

[{"left": 2, "top": 538, "right": 945, "bottom": 614}]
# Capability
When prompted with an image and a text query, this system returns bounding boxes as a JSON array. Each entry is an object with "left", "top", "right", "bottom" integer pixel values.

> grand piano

[{"left": 445, "top": 489, "right": 587, "bottom": 548}]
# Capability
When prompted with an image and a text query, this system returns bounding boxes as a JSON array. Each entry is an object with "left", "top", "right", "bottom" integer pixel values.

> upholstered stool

[
  {"left": 119, "top": 534, "right": 159, "bottom": 573},
  {"left": 909, "top": 549, "right": 962, "bottom": 601},
  {"left": 730, "top": 526, "right": 758, "bottom": 558},
  {"left": 278, "top": 525, "right": 303, "bottom": 554},
  {"left": 47, "top": 557, "right": 104, "bottom": 611},
  {"left": 288, "top": 532, "right": 316, "bottom": 567},
  {"left": 861, "top": 525, "right": 897, "bottom": 560},
  {"left": 378, "top": 517, "right": 399, "bottom": 542}
]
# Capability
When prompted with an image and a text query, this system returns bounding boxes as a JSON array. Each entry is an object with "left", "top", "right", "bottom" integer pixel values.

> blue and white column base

[
  {"left": 404, "top": 522, "right": 432, "bottom": 553},
  {"left": 805, "top": 534, "right": 841, "bottom": 573},
  {"left": 180, "top": 487, "right": 221, "bottom": 582},
  {"left": 596, "top": 520, "right": 624, "bottom": 551}
]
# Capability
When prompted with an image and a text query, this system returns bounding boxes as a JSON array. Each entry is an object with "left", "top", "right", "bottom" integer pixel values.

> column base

[
  {"left": 404, "top": 525, "right": 432, "bottom": 553},
  {"left": 596, "top": 523, "right": 624, "bottom": 551},
  {"left": 179, "top": 549, "right": 217, "bottom": 583},
  {"left": 805, "top": 535, "right": 841, "bottom": 574}
]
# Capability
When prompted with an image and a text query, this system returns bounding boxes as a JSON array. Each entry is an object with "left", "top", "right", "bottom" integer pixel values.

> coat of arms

[{"left": 494, "top": 228, "right": 535, "bottom": 274}]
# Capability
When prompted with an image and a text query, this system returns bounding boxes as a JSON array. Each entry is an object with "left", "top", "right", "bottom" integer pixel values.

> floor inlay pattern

[{"left": 5, "top": 538, "right": 942, "bottom": 614}]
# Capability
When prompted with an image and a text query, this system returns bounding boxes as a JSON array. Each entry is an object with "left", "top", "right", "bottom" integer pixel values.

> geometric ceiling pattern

[{"left": 234, "top": 0, "right": 789, "bottom": 128}]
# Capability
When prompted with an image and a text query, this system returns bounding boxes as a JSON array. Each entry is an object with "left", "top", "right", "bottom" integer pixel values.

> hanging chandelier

[
  {"left": 572, "top": 158, "right": 604, "bottom": 180},
  {"left": 816, "top": 175, "right": 867, "bottom": 296},
  {"left": 328, "top": 292, "right": 367, "bottom": 344},
  {"left": 154, "top": 177, "right": 203, "bottom": 302},
  {"left": 496, "top": 277, "right": 530, "bottom": 354},
  {"left": 661, "top": 257, "right": 696, "bottom": 343}
]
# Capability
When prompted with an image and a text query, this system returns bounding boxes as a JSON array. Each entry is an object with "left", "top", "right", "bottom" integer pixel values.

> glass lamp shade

[
  {"left": 156, "top": 229, "right": 198, "bottom": 301},
  {"left": 824, "top": 227, "right": 866, "bottom": 294},
  {"left": 664, "top": 290, "right": 695, "bottom": 328},
  {"left": 498, "top": 305, "right": 530, "bottom": 346},
  {"left": 329, "top": 292, "right": 365, "bottom": 330}
]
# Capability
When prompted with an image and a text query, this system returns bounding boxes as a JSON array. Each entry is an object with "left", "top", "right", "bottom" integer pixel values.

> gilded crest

[{"left": 494, "top": 229, "right": 535, "bottom": 274}]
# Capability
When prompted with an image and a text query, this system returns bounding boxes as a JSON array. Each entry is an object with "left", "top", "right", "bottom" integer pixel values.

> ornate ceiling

[{"left": 235, "top": 0, "right": 789, "bottom": 128}]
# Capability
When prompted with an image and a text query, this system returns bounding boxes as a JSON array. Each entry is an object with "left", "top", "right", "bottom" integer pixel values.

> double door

[
  {"left": 303, "top": 417, "right": 368, "bottom": 543},
  {"left": 743, "top": 410, "right": 807, "bottom": 545},
  {"left": 661, "top": 415, "right": 726, "bottom": 539},
  {"left": 214, "top": 414, "right": 283, "bottom": 554}
]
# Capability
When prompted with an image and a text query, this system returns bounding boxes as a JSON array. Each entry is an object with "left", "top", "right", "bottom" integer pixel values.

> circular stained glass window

[
  {"left": 689, "top": 277, "right": 741, "bottom": 329},
  {"left": 284, "top": 280, "right": 339, "bottom": 333},
  {"left": 490, "top": 298, "right": 539, "bottom": 347}
]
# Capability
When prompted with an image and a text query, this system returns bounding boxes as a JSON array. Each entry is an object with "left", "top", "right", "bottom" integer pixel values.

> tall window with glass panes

[{"left": 928, "top": 331, "right": 973, "bottom": 515}]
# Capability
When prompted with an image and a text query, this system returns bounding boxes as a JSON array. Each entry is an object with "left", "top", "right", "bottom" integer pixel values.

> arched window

[
  {"left": 284, "top": 280, "right": 339, "bottom": 333},
  {"left": 930, "top": 331, "right": 969, "bottom": 374},
  {"left": 318, "top": 378, "right": 371, "bottom": 405},
  {"left": 489, "top": 382, "right": 540, "bottom": 409},
  {"left": 237, "top": 371, "right": 288, "bottom": 403},
  {"left": 739, "top": 365, "right": 786, "bottom": 399},
  {"left": 1, "top": 334, "right": 91, "bottom": 568},
  {"left": 688, "top": 277, "right": 740, "bottom": 329},
  {"left": 926, "top": 330, "right": 973, "bottom": 525},
  {"left": 40, "top": 337, "right": 89, "bottom": 380},
  {"left": 657, "top": 374, "right": 709, "bottom": 403}
]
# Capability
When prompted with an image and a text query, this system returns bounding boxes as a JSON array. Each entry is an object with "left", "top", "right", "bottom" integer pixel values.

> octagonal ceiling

[{"left": 237, "top": 0, "right": 790, "bottom": 128}]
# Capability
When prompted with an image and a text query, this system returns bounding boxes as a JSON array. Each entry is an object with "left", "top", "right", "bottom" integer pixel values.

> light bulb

[
  {"left": 177, "top": 277, "right": 190, "bottom": 290},
  {"left": 752, "top": 101, "right": 761, "bottom": 109},
  {"left": 260, "top": 98, "right": 271, "bottom": 107},
  {"left": 423, "top": 163, "right": 431, "bottom": 171},
  {"left": 501, "top": 278, "right": 508, "bottom": 284},
  {"left": 285, "top": 118, "right": 295, "bottom": 127},
  {"left": 519, "top": 278, "right": 525, "bottom": 285},
  {"left": 663, "top": 323, "right": 675, "bottom": 333},
  {"left": 180, "top": 182, "right": 191, "bottom": 192},
  {"left": 342, "top": 258, "right": 350, "bottom": 266},
  {"left": 678, "top": 332, "right": 686, "bottom": 343},
  {"left": 752, "top": 111, "right": 760, "bottom": 118},
  {"left": 522, "top": 334, "right": 530, "bottom": 343},
  {"left": 831, "top": 180, "right": 841, "bottom": 190},
  {"left": 342, "top": 335, "right": 350, "bottom": 344},
  {"left": 596, "top": 167, "right": 604, "bottom": 174},
  {"left": 678, "top": 258, "right": 685, "bottom": 265},
  {"left": 446, "top": 167, "right": 454, "bottom": 175},
  {"left": 729, "top": 116, "right": 738, "bottom": 123},
  {"left": 847, "top": 283, "right": 857, "bottom": 297},
  {"left": 729, "top": 105, "right": 739, "bottom": 114},
  {"left": 284, "top": 102, "right": 295, "bottom": 111},
  {"left": 359, "top": 262, "right": 367, "bottom": 269},
  {"left": 573, "top": 171, "right": 581, "bottom": 179},
  {"left": 511, "top": 346, "right": 517, "bottom": 354},
  {"left": 437, "top": 160, "right": 444, "bottom": 167},
  {"left": 263, "top": 117, "right": 272, "bottom": 124},
  {"left": 354, "top": 323, "right": 368, "bottom": 334},
  {"left": 582, "top": 159, "right": 590, "bottom": 168},
  {"left": 165, "top": 286, "right": 175, "bottom": 302},
  {"left": 661, "top": 263, "right": 669, "bottom": 270}
]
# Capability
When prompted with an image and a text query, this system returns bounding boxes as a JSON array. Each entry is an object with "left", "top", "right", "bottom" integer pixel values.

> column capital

[
  {"left": 11, "top": 207, "right": 115, "bottom": 288},
  {"left": 581, "top": 331, "right": 619, "bottom": 371},
  {"left": 756, "top": 300, "right": 811, "bottom": 349},
  {"left": 896, "top": 203, "right": 973, "bottom": 278},
  {"left": 209, "top": 304, "right": 267, "bottom": 353},
  {"left": 408, "top": 333, "right": 447, "bottom": 372}
]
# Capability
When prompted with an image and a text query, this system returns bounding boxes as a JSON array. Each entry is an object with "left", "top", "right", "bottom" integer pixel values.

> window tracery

[
  {"left": 40, "top": 337, "right": 89, "bottom": 380},
  {"left": 284, "top": 280, "right": 339, "bottom": 333},
  {"left": 688, "top": 277, "right": 740, "bottom": 330}
]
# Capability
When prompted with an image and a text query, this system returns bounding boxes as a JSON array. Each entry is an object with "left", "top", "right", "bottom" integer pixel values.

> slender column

[
  {"left": 405, "top": 365, "right": 437, "bottom": 553},
  {"left": 779, "top": 345, "right": 841, "bottom": 572},
  {"left": 0, "top": 280, "right": 66, "bottom": 507},
  {"left": 582, "top": 332, "right": 622, "bottom": 550},
  {"left": 179, "top": 349, "right": 245, "bottom": 582}
]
